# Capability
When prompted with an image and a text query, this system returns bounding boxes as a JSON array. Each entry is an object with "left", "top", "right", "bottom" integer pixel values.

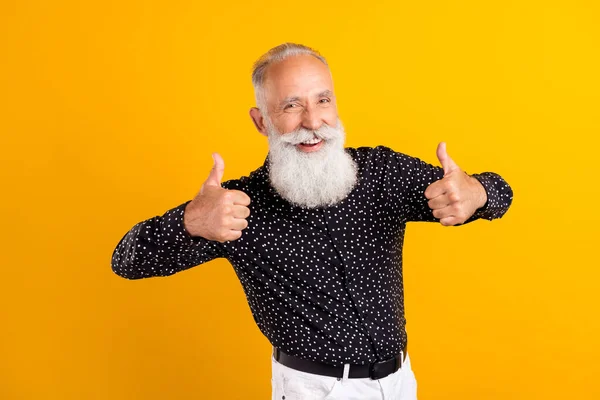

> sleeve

[
  {"left": 110, "top": 200, "right": 226, "bottom": 280},
  {"left": 465, "top": 172, "right": 514, "bottom": 222},
  {"left": 377, "top": 146, "right": 513, "bottom": 223}
]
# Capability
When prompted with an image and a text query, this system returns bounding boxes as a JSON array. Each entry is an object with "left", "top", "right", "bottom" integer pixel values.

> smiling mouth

[
  {"left": 295, "top": 138, "right": 324, "bottom": 152},
  {"left": 300, "top": 137, "right": 322, "bottom": 146}
]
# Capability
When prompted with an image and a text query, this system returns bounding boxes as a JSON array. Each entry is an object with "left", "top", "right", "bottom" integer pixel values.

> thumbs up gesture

[
  {"left": 424, "top": 142, "right": 487, "bottom": 226},
  {"left": 183, "top": 153, "right": 251, "bottom": 242}
]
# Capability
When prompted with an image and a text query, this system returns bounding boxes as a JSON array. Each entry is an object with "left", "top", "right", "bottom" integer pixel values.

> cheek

[
  {"left": 277, "top": 115, "right": 302, "bottom": 134},
  {"left": 323, "top": 107, "right": 338, "bottom": 125}
]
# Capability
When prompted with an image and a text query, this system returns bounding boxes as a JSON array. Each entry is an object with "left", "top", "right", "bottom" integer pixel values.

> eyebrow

[
  {"left": 279, "top": 96, "right": 301, "bottom": 107},
  {"left": 278, "top": 90, "right": 334, "bottom": 107}
]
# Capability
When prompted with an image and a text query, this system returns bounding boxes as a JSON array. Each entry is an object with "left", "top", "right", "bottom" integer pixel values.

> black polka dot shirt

[{"left": 111, "top": 146, "right": 513, "bottom": 366}]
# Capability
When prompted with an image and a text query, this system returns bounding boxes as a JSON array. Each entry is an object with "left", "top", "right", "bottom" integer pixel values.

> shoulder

[
  {"left": 345, "top": 145, "right": 414, "bottom": 166},
  {"left": 220, "top": 164, "right": 266, "bottom": 192}
]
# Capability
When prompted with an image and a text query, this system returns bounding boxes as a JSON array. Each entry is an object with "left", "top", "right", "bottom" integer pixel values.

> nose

[{"left": 301, "top": 104, "right": 323, "bottom": 131}]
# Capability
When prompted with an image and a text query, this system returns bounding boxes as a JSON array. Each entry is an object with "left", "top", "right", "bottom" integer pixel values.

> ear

[{"left": 249, "top": 107, "right": 268, "bottom": 137}]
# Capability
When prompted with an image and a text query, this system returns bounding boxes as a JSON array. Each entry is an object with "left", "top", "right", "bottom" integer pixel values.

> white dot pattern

[{"left": 112, "top": 146, "right": 513, "bottom": 366}]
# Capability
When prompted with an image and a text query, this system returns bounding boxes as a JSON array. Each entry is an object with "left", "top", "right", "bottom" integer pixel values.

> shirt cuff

[{"left": 470, "top": 173, "right": 507, "bottom": 221}]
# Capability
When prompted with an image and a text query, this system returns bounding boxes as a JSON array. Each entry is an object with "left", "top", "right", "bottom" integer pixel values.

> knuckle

[{"left": 222, "top": 191, "right": 233, "bottom": 202}]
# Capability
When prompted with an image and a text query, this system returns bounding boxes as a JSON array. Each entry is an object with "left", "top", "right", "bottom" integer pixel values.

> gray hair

[{"left": 251, "top": 43, "right": 329, "bottom": 113}]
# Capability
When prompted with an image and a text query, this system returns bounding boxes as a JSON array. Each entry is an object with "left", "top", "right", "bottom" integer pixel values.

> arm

[
  {"left": 380, "top": 145, "right": 513, "bottom": 223},
  {"left": 111, "top": 200, "right": 226, "bottom": 280},
  {"left": 111, "top": 152, "right": 251, "bottom": 279}
]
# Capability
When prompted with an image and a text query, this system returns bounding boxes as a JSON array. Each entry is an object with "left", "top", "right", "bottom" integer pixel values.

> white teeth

[{"left": 301, "top": 138, "right": 322, "bottom": 145}]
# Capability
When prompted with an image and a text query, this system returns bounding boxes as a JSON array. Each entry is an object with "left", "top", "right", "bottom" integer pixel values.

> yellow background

[{"left": 1, "top": 0, "right": 599, "bottom": 398}]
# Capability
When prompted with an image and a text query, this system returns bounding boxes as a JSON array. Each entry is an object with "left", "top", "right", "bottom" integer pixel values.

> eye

[
  {"left": 284, "top": 103, "right": 298, "bottom": 109},
  {"left": 319, "top": 98, "right": 331, "bottom": 104}
]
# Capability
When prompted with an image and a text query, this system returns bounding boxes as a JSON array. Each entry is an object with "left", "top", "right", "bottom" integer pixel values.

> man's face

[
  {"left": 247, "top": 52, "right": 358, "bottom": 208},
  {"left": 260, "top": 54, "right": 338, "bottom": 153}
]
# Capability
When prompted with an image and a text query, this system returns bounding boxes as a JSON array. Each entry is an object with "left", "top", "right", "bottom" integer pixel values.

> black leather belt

[{"left": 273, "top": 341, "right": 407, "bottom": 380}]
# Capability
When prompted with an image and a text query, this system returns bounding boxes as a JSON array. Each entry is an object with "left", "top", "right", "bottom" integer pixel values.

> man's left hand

[{"left": 424, "top": 142, "right": 488, "bottom": 226}]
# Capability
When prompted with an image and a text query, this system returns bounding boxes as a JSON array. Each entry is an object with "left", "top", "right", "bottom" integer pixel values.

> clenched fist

[
  {"left": 424, "top": 142, "right": 487, "bottom": 226},
  {"left": 183, "top": 153, "right": 251, "bottom": 242}
]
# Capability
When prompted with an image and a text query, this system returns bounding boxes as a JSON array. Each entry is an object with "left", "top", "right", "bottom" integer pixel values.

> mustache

[{"left": 278, "top": 123, "right": 341, "bottom": 145}]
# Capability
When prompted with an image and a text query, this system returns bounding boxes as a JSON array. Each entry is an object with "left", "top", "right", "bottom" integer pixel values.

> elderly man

[{"left": 111, "top": 43, "right": 513, "bottom": 400}]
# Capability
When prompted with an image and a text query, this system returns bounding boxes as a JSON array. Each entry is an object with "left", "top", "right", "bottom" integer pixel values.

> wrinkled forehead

[{"left": 262, "top": 54, "right": 334, "bottom": 105}]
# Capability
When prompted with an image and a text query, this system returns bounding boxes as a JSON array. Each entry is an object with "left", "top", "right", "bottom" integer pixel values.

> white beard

[{"left": 265, "top": 117, "right": 358, "bottom": 209}]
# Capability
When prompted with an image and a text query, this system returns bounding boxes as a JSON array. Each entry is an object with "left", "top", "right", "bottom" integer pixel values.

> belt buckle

[{"left": 369, "top": 352, "right": 402, "bottom": 380}]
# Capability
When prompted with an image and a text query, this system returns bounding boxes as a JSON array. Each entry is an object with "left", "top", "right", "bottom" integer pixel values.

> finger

[
  {"left": 231, "top": 205, "right": 251, "bottom": 219},
  {"left": 436, "top": 142, "right": 460, "bottom": 176},
  {"left": 427, "top": 194, "right": 450, "bottom": 210},
  {"left": 226, "top": 230, "right": 243, "bottom": 241},
  {"left": 440, "top": 216, "right": 460, "bottom": 226},
  {"left": 229, "top": 218, "right": 249, "bottom": 231},
  {"left": 424, "top": 180, "right": 447, "bottom": 199},
  {"left": 224, "top": 230, "right": 242, "bottom": 241},
  {"left": 205, "top": 152, "right": 225, "bottom": 187},
  {"left": 231, "top": 190, "right": 252, "bottom": 206},
  {"left": 432, "top": 205, "right": 456, "bottom": 220}
]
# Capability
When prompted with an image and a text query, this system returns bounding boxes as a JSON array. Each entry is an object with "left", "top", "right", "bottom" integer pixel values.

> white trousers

[{"left": 271, "top": 352, "right": 418, "bottom": 400}]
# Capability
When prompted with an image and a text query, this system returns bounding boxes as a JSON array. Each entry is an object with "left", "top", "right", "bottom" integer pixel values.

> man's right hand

[{"left": 183, "top": 153, "right": 251, "bottom": 242}]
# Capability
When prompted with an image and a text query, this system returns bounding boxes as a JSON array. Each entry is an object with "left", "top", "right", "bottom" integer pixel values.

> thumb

[
  {"left": 436, "top": 142, "right": 460, "bottom": 175},
  {"left": 204, "top": 152, "right": 225, "bottom": 187}
]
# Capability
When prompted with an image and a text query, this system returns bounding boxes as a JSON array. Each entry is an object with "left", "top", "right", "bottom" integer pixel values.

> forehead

[{"left": 263, "top": 54, "right": 333, "bottom": 102}]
